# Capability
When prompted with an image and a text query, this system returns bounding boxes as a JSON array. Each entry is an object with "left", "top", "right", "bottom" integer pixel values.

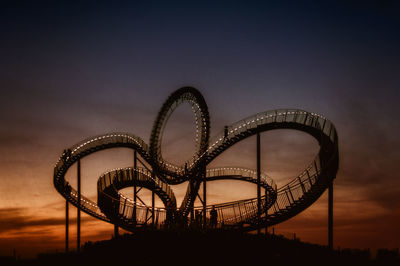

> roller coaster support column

[
  {"left": 65, "top": 200, "right": 69, "bottom": 252},
  {"left": 77, "top": 159, "right": 81, "bottom": 252},
  {"left": 257, "top": 132, "right": 261, "bottom": 235},
  {"left": 133, "top": 151, "right": 137, "bottom": 223},
  {"left": 190, "top": 180, "right": 194, "bottom": 225},
  {"left": 203, "top": 168, "right": 207, "bottom": 230},
  {"left": 265, "top": 187, "right": 268, "bottom": 236},
  {"left": 328, "top": 179, "right": 333, "bottom": 250},
  {"left": 151, "top": 171, "right": 155, "bottom": 226},
  {"left": 152, "top": 191, "right": 155, "bottom": 226}
]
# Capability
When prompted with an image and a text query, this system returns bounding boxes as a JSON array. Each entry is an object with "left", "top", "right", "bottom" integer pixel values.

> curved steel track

[{"left": 53, "top": 87, "right": 338, "bottom": 232}]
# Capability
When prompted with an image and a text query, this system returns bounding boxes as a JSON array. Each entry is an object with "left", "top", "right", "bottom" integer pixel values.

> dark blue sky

[
  {"left": 1, "top": 1, "right": 399, "bottom": 128},
  {"left": 0, "top": 0, "right": 399, "bottom": 257}
]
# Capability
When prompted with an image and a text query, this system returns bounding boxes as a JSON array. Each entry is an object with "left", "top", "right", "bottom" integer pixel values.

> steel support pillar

[
  {"left": 328, "top": 179, "right": 333, "bottom": 250},
  {"left": 257, "top": 133, "right": 261, "bottom": 235},
  {"left": 203, "top": 169, "right": 207, "bottom": 230},
  {"left": 265, "top": 187, "right": 268, "bottom": 236},
  {"left": 152, "top": 191, "right": 155, "bottom": 226},
  {"left": 190, "top": 182, "right": 194, "bottom": 223},
  {"left": 65, "top": 200, "right": 69, "bottom": 253},
  {"left": 133, "top": 150, "right": 137, "bottom": 224},
  {"left": 77, "top": 159, "right": 81, "bottom": 253},
  {"left": 152, "top": 171, "right": 155, "bottom": 226}
]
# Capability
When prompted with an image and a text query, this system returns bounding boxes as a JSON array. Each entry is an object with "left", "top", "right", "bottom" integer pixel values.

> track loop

[{"left": 149, "top": 87, "right": 210, "bottom": 183}]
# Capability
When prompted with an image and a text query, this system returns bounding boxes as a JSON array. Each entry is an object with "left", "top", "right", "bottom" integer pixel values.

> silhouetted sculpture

[{"left": 54, "top": 87, "right": 338, "bottom": 250}]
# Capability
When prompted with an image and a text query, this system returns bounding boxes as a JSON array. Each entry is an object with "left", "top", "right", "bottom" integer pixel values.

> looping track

[{"left": 53, "top": 87, "right": 338, "bottom": 232}]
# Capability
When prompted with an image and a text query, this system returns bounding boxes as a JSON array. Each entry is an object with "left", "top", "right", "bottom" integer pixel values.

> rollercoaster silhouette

[{"left": 53, "top": 87, "right": 339, "bottom": 251}]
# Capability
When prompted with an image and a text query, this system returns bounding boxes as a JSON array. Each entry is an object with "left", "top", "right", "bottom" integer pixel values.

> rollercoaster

[{"left": 54, "top": 87, "right": 339, "bottom": 244}]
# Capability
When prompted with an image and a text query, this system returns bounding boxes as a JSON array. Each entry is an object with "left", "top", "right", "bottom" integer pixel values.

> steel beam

[
  {"left": 65, "top": 200, "right": 69, "bottom": 253},
  {"left": 152, "top": 171, "right": 155, "bottom": 226},
  {"left": 133, "top": 150, "right": 137, "bottom": 224},
  {"left": 328, "top": 179, "right": 333, "bottom": 250},
  {"left": 265, "top": 187, "right": 268, "bottom": 236},
  {"left": 152, "top": 191, "right": 155, "bottom": 226},
  {"left": 203, "top": 169, "right": 207, "bottom": 230},
  {"left": 257, "top": 132, "right": 261, "bottom": 235},
  {"left": 77, "top": 159, "right": 81, "bottom": 253}
]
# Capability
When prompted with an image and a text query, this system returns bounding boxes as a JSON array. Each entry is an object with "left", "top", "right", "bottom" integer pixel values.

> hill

[{"left": 4, "top": 229, "right": 399, "bottom": 266}]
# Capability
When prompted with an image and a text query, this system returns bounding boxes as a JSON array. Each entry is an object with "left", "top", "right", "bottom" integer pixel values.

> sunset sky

[{"left": 1, "top": 0, "right": 399, "bottom": 258}]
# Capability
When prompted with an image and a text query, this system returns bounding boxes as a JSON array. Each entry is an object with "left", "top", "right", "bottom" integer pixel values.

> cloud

[
  {"left": 0, "top": 207, "right": 97, "bottom": 234},
  {"left": 0, "top": 206, "right": 115, "bottom": 258},
  {"left": 333, "top": 99, "right": 400, "bottom": 210},
  {"left": 275, "top": 198, "right": 400, "bottom": 250}
]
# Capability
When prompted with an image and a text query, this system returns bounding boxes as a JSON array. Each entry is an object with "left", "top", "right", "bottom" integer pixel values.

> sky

[{"left": 1, "top": 0, "right": 400, "bottom": 258}]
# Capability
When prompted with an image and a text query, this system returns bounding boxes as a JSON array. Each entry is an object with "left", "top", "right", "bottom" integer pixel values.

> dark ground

[{"left": 2, "top": 229, "right": 399, "bottom": 266}]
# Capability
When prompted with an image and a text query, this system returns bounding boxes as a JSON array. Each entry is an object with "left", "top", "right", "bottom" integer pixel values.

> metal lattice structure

[{"left": 54, "top": 87, "right": 339, "bottom": 244}]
